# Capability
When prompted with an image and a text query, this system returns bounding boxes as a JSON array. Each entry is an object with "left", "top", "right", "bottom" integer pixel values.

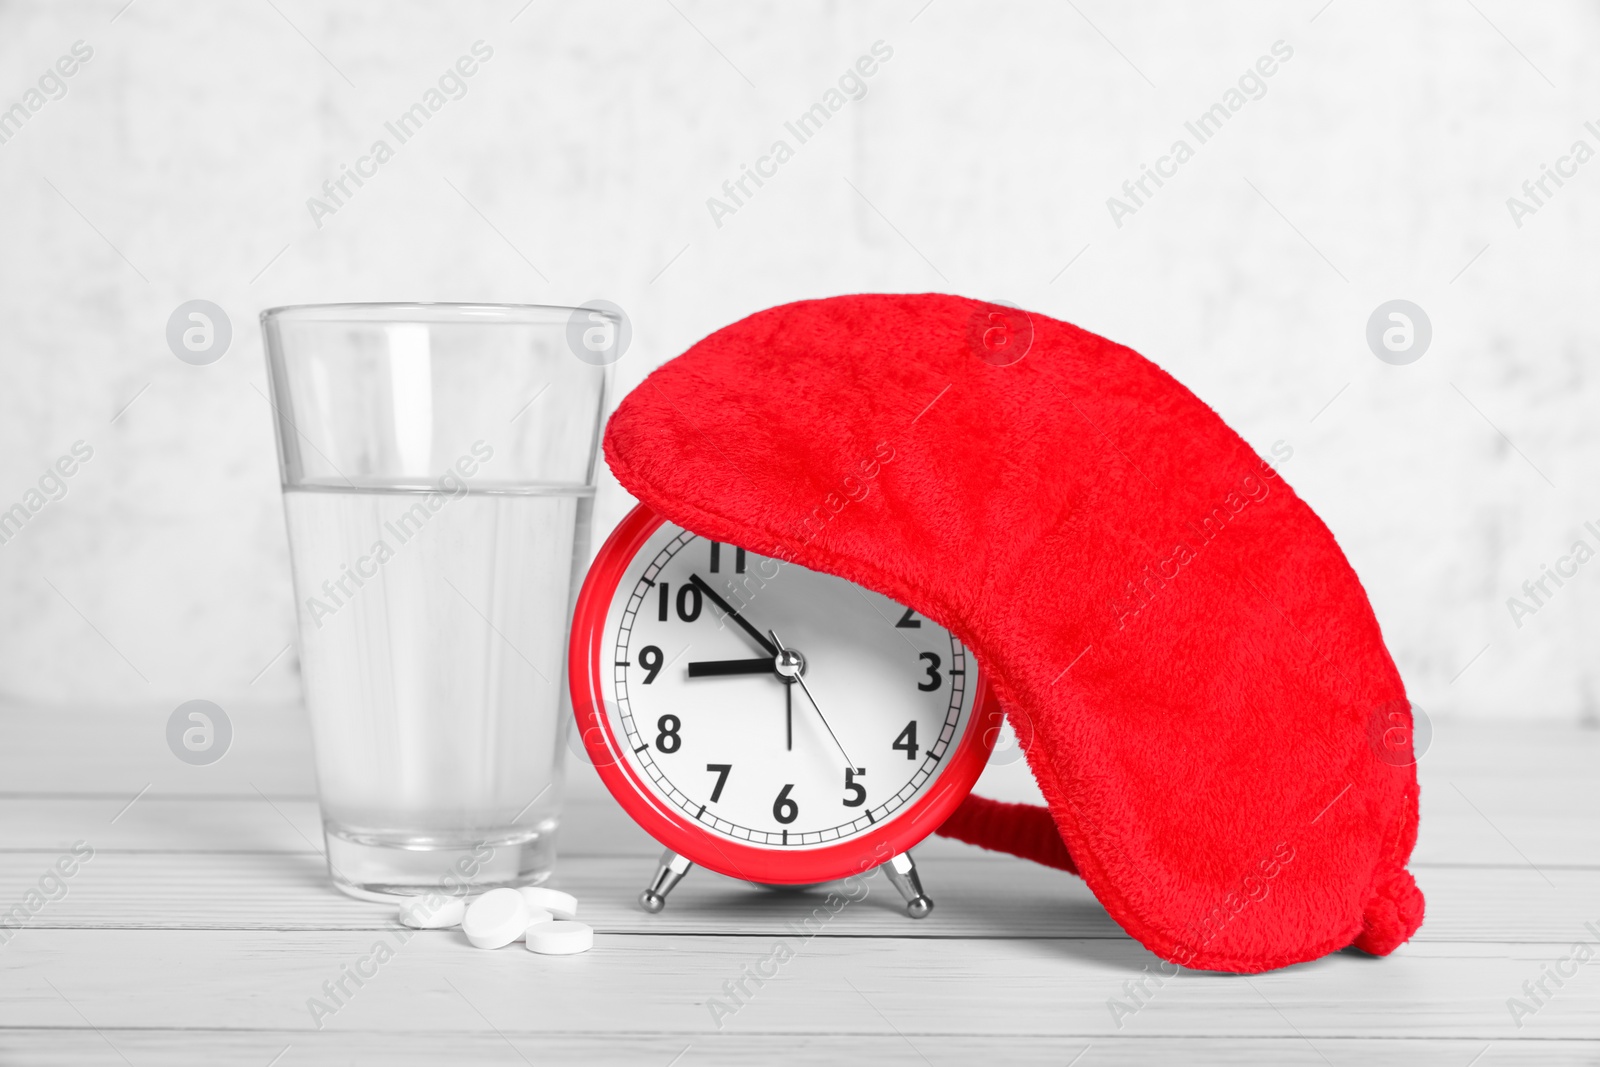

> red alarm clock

[{"left": 569, "top": 504, "right": 1002, "bottom": 917}]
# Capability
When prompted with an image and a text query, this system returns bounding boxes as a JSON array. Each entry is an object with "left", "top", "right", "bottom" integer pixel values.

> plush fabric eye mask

[{"left": 602, "top": 292, "right": 1423, "bottom": 974}]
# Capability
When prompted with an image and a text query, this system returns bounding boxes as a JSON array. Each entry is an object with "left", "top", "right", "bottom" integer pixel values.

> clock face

[{"left": 579, "top": 514, "right": 985, "bottom": 862}]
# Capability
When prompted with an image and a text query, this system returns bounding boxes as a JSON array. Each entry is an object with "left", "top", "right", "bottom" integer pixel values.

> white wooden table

[{"left": 2, "top": 701, "right": 1597, "bottom": 1064}]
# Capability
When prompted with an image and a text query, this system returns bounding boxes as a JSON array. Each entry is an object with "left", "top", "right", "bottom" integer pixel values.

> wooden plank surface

[
  {"left": 6, "top": 933, "right": 1599, "bottom": 1038},
  {"left": 1, "top": 699, "right": 1597, "bottom": 1063},
  {"left": 1, "top": 850, "right": 1598, "bottom": 945},
  {"left": 4, "top": 777, "right": 1597, "bottom": 866},
  {"left": 2, "top": 1032, "right": 1590, "bottom": 1067}
]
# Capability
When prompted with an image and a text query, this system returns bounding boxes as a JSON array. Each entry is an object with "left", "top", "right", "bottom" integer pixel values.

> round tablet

[
  {"left": 516, "top": 907, "right": 554, "bottom": 941},
  {"left": 524, "top": 919, "right": 593, "bottom": 955},
  {"left": 397, "top": 894, "right": 466, "bottom": 929},
  {"left": 462, "top": 888, "right": 530, "bottom": 949},
  {"left": 518, "top": 887, "right": 578, "bottom": 920}
]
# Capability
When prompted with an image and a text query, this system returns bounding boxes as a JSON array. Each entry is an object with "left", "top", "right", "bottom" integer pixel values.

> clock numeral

[
  {"left": 676, "top": 583, "right": 703, "bottom": 622},
  {"left": 842, "top": 767, "right": 867, "bottom": 808},
  {"left": 637, "top": 645, "right": 663, "bottom": 685},
  {"left": 917, "top": 651, "right": 942, "bottom": 691},
  {"left": 893, "top": 721, "right": 919, "bottom": 761},
  {"left": 656, "top": 581, "right": 704, "bottom": 622},
  {"left": 895, "top": 607, "right": 922, "bottom": 629},
  {"left": 706, "top": 762, "right": 731, "bottom": 802},
  {"left": 709, "top": 541, "right": 747, "bottom": 574},
  {"left": 772, "top": 783, "right": 799, "bottom": 825},
  {"left": 655, "top": 714, "right": 682, "bottom": 753}
]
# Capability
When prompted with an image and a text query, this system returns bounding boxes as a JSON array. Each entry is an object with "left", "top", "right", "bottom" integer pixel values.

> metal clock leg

[
  {"left": 881, "top": 852, "right": 934, "bottom": 918},
  {"left": 639, "top": 849, "right": 693, "bottom": 913}
]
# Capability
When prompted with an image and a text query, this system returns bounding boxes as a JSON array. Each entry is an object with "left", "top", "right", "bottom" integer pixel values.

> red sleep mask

[{"left": 602, "top": 293, "right": 1422, "bottom": 973}]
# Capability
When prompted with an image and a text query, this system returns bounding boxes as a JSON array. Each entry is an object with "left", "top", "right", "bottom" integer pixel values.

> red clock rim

[{"left": 568, "top": 502, "right": 1002, "bottom": 886}]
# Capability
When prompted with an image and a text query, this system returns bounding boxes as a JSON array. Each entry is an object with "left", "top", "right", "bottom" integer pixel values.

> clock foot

[
  {"left": 639, "top": 849, "right": 692, "bottom": 913},
  {"left": 881, "top": 852, "right": 934, "bottom": 919}
]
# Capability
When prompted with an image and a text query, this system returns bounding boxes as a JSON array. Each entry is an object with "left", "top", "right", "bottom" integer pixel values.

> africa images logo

[
  {"left": 1105, "top": 40, "right": 1294, "bottom": 229},
  {"left": 705, "top": 41, "right": 895, "bottom": 229},
  {"left": 304, "top": 41, "right": 495, "bottom": 229}
]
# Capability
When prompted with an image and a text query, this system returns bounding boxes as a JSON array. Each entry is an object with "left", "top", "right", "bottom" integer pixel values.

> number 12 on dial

[{"left": 569, "top": 505, "right": 1002, "bottom": 916}]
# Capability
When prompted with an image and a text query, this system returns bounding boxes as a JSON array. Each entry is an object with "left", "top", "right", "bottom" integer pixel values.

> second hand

[{"left": 770, "top": 629, "right": 853, "bottom": 768}]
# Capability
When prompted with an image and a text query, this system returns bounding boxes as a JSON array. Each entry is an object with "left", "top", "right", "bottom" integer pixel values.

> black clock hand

[
  {"left": 687, "top": 573, "right": 779, "bottom": 657},
  {"left": 785, "top": 679, "right": 792, "bottom": 751},
  {"left": 686, "top": 657, "right": 777, "bottom": 678},
  {"left": 770, "top": 629, "right": 853, "bottom": 768}
]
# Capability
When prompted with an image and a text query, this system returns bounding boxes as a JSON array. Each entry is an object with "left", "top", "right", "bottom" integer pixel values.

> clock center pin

[{"left": 774, "top": 647, "right": 806, "bottom": 681}]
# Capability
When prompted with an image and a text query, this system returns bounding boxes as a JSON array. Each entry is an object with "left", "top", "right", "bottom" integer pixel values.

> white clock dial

[{"left": 601, "top": 523, "right": 978, "bottom": 849}]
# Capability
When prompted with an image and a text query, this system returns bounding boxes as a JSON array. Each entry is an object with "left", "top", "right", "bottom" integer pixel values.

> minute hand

[{"left": 686, "top": 573, "right": 778, "bottom": 657}]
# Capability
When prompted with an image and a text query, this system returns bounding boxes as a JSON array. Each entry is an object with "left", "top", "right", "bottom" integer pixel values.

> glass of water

[{"left": 261, "top": 303, "right": 611, "bottom": 901}]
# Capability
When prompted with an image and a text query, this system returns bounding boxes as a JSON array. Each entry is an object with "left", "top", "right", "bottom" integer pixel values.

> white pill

[
  {"left": 518, "top": 886, "right": 578, "bottom": 920},
  {"left": 516, "top": 907, "right": 554, "bottom": 941},
  {"left": 397, "top": 894, "right": 466, "bottom": 929},
  {"left": 462, "top": 888, "right": 530, "bottom": 949},
  {"left": 524, "top": 919, "right": 593, "bottom": 955}
]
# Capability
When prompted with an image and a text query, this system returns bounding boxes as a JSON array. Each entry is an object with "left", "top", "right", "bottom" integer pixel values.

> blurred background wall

[{"left": 1, "top": 0, "right": 1596, "bottom": 723}]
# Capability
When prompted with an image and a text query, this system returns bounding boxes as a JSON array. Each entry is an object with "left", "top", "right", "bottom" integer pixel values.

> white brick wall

[{"left": 0, "top": 0, "right": 1595, "bottom": 721}]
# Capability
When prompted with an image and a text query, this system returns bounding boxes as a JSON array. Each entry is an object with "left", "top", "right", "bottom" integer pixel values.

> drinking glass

[{"left": 261, "top": 303, "right": 610, "bottom": 900}]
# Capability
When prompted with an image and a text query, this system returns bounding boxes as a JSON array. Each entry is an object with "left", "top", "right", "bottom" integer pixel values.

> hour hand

[{"left": 686, "top": 657, "right": 777, "bottom": 678}]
